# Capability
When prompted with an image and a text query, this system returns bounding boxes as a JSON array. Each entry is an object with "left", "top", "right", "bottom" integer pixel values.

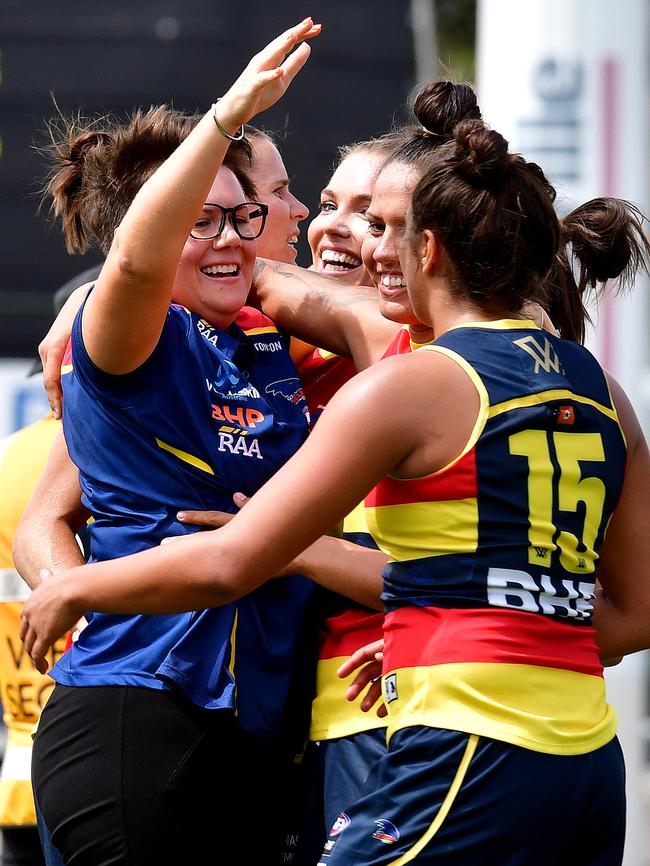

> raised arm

[
  {"left": 253, "top": 259, "right": 399, "bottom": 370},
  {"left": 591, "top": 376, "right": 650, "bottom": 659},
  {"left": 13, "top": 429, "right": 89, "bottom": 589},
  {"left": 80, "top": 20, "right": 320, "bottom": 375}
]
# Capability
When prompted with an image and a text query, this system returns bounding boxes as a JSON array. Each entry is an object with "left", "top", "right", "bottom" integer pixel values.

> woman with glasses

[{"left": 17, "top": 20, "right": 320, "bottom": 866}]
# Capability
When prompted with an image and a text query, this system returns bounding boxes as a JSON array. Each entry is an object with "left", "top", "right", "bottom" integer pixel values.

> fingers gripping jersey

[{"left": 365, "top": 320, "right": 626, "bottom": 754}]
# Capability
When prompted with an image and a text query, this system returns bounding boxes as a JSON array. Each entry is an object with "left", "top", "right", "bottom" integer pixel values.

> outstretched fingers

[
  {"left": 176, "top": 509, "right": 234, "bottom": 528},
  {"left": 220, "top": 19, "right": 320, "bottom": 128},
  {"left": 343, "top": 663, "right": 386, "bottom": 717},
  {"left": 277, "top": 41, "right": 312, "bottom": 88},
  {"left": 254, "top": 18, "right": 321, "bottom": 70}
]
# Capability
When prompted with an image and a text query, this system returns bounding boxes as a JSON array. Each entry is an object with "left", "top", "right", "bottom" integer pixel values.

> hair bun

[
  {"left": 451, "top": 119, "right": 509, "bottom": 183},
  {"left": 413, "top": 81, "right": 481, "bottom": 138},
  {"left": 67, "top": 129, "right": 113, "bottom": 164}
]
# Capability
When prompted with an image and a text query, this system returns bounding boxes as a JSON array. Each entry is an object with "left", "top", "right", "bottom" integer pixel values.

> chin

[
  {"left": 258, "top": 246, "right": 297, "bottom": 265},
  {"left": 198, "top": 288, "right": 251, "bottom": 326},
  {"left": 378, "top": 295, "right": 413, "bottom": 324}
]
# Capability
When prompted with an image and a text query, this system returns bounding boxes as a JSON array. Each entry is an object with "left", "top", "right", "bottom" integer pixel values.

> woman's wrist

[
  {"left": 58, "top": 572, "right": 86, "bottom": 621},
  {"left": 210, "top": 95, "right": 247, "bottom": 138},
  {"left": 211, "top": 100, "right": 245, "bottom": 142}
]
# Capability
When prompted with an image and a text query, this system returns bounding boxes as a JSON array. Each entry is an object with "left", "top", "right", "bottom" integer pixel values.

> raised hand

[{"left": 216, "top": 18, "right": 321, "bottom": 134}]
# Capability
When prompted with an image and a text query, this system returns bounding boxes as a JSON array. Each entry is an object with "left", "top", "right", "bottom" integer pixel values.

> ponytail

[{"left": 548, "top": 198, "right": 650, "bottom": 342}]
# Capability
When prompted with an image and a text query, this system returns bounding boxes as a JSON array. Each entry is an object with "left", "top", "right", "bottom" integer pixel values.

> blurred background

[{"left": 0, "top": 1, "right": 648, "bottom": 862}]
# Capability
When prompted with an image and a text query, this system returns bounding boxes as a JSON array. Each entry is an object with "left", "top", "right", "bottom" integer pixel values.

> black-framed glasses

[{"left": 190, "top": 202, "right": 269, "bottom": 241}]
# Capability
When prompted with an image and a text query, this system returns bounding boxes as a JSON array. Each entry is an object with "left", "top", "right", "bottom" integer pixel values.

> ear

[{"left": 420, "top": 229, "right": 440, "bottom": 274}]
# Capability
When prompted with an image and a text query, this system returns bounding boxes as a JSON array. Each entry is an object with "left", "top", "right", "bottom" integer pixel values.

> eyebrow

[
  {"left": 321, "top": 188, "right": 372, "bottom": 205},
  {"left": 365, "top": 210, "right": 406, "bottom": 230}
]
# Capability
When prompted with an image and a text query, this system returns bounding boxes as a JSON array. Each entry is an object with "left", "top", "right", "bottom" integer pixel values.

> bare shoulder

[
  {"left": 605, "top": 372, "right": 644, "bottom": 452},
  {"left": 337, "top": 346, "right": 479, "bottom": 405},
  {"left": 324, "top": 346, "right": 480, "bottom": 476},
  {"left": 374, "top": 345, "right": 480, "bottom": 402}
]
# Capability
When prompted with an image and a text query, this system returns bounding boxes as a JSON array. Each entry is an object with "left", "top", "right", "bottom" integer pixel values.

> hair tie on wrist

[{"left": 212, "top": 100, "right": 245, "bottom": 142}]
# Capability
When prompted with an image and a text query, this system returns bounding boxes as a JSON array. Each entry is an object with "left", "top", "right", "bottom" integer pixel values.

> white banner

[{"left": 477, "top": 0, "right": 649, "bottom": 427}]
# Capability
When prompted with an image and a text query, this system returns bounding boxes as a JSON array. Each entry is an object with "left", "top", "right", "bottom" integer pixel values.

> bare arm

[
  {"left": 13, "top": 430, "right": 89, "bottom": 589},
  {"left": 253, "top": 259, "right": 399, "bottom": 370},
  {"left": 176, "top": 505, "right": 385, "bottom": 609},
  {"left": 80, "top": 21, "right": 319, "bottom": 375},
  {"left": 590, "top": 376, "right": 650, "bottom": 659},
  {"left": 39, "top": 283, "right": 93, "bottom": 418}
]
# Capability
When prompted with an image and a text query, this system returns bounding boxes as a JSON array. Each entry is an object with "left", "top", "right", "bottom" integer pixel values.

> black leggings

[{"left": 33, "top": 684, "right": 289, "bottom": 866}]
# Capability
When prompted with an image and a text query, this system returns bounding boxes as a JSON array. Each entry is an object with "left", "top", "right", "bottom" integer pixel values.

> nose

[
  {"left": 322, "top": 208, "right": 352, "bottom": 238},
  {"left": 212, "top": 218, "right": 242, "bottom": 249},
  {"left": 374, "top": 229, "right": 398, "bottom": 268},
  {"left": 290, "top": 192, "right": 309, "bottom": 222}
]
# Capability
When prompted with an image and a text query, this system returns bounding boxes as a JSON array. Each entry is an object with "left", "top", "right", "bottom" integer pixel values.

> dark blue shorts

[
  {"left": 292, "top": 729, "right": 388, "bottom": 866},
  {"left": 321, "top": 728, "right": 388, "bottom": 833},
  {"left": 319, "top": 727, "right": 625, "bottom": 866}
]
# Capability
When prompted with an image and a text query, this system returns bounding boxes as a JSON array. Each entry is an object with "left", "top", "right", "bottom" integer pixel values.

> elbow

[
  {"left": 111, "top": 247, "right": 149, "bottom": 287},
  {"left": 11, "top": 522, "right": 34, "bottom": 589},
  {"left": 109, "top": 227, "right": 160, "bottom": 287},
  {"left": 194, "top": 555, "right": 260, "bottom": 608},
  {"left": 11, "top": 535, "right": 24, "bottom": 576},
  {"left": 12, "top": 512, "right": 29, "bottom": 572}
]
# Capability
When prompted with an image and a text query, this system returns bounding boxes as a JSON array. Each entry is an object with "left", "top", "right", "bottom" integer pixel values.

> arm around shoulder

[{"left": 253, "top": 259, "right": 398, "bottom": 368}]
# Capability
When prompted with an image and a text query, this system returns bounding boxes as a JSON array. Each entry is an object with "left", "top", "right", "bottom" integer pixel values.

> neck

[
  {"left": 408, "top": 322, "right": 434, "bottom": 344},
  {"left": 423, "top": 278, "right": 519, "bottom": 339}
]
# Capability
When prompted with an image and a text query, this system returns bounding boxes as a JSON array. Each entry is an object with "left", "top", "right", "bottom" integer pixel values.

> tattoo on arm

[
  {"left": 252, "top": 259, "right": 268, "bottom": 280},
  {"left": 252, "top": 258, "right": 376, "bottom": 311}
]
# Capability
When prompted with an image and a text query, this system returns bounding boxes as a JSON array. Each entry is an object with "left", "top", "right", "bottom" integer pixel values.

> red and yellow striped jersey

[{"left": 367, "top": 320, "right": 625, "bottom": 754}]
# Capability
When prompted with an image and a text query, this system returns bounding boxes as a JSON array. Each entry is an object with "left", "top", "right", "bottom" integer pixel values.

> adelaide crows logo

[
  {"left": 265, "top": 378, "right": 310, "bottom": 419},
  {"left": 373, "top": 819, "right": 400, "bottom": 844}
]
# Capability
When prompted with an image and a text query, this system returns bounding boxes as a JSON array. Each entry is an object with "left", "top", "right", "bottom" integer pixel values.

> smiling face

[
  {"left": 247, "top": 136, "right": 308, "bottom": 263},
  {"left": 308, "top": 149, "right": 385, "bottom": 286},
  {"left": 172, "top": 166, "right": 256, "bottom": 328},
  {"left": 361, "top": 161, "right": 424, "bottom": 326}
]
